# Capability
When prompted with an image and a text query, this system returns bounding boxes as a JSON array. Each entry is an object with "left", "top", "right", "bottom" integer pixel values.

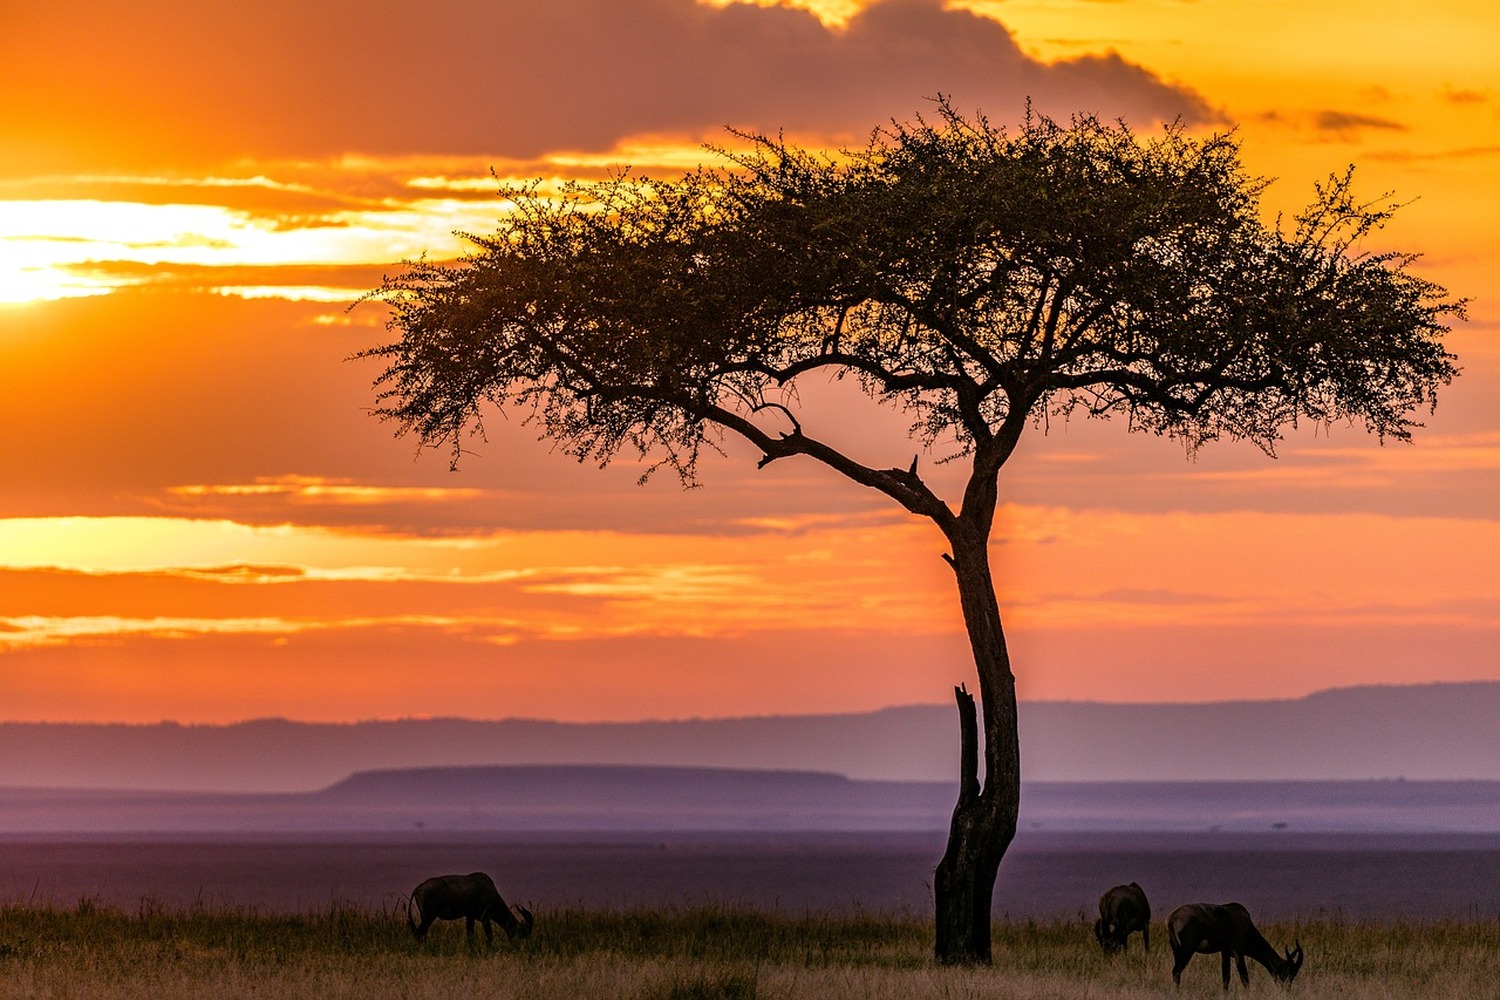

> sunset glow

[{"left": 1, "top": 0, "right": 1495, "bottom": 724}]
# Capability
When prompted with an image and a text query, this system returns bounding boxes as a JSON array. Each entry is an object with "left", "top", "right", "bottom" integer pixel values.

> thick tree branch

[{"left": 700, "top": 399, "right": 957, "bottom": 527}]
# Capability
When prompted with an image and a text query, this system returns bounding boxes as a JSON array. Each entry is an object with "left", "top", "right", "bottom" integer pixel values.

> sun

[
  {"left": 0, "top": 263, "right": 107, "bottom": 305},
  {"left": 0, "top": 200, "right": 128, "bottom": 304}
]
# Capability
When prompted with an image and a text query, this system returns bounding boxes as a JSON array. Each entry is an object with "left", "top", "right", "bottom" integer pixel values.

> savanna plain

[{"left": 1, "top": 903, "right": 1495, "bottom": 1000}]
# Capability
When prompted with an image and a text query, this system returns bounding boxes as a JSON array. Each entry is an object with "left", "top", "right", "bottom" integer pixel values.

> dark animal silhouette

[
  {"left": 1094, "top": 882, "right": 1151, "bottom": 953},
  {"left": 1167, "top": 902, "right": 1303, "bottom": 989},
  {"left": 408, "top": 872, "right": 534, "bottom": 944}
]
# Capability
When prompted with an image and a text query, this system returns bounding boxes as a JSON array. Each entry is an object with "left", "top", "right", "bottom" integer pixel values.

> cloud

[
  {"left": 1313, "top": 109, "right": 1408, "bottom": 134},
  {"left": 0, "top": 614, "right": 311, "bottom": 649},
  {"left": 167, "top": 476, "right": 497, "bottom": 507},
  {"left": 53, "top": 261, "right": 392, "bottom": 301},
  {"left": 2, "top": 0, "right": 1216, "bottom": 173},
  {"left": 0, "top": 512, "right": 963, "bottom": 642},
  {"left": 3, "top": 497, "right": 1495, "bottom": 718},
  {"left": 5, "top": 504, "right": 1494, "bottom": 638},
  {"left": 1256, "top": 108, "right": 1413, "bottom": 142},
  {"left": 1439, "top": 85, "right": 1489, "bottom": 105},
  {"left": 1369, "top": 144, "right": 1500, "bottom": 164}
]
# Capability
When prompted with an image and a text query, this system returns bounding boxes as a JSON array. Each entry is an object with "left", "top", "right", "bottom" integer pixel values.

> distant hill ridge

[
  {"left": 5, "top": 765, "right": 1498, "bottom": 834},
  {"left": 2, "top": 681, "right": 1497, "bottom": 792},
  {"left": 321, "top": 763, "right": 868, "bottom": 805}
]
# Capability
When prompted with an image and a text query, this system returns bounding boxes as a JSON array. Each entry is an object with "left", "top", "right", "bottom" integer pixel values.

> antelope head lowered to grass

[
  {"left": 1094, "top": 882, "right": 1150, "bottom": 954},
  {"left": 408, "top": 872, "right": 533, "bottom": 945},
  {"left": 1167, "top": 901, "right": 1302, "bottom": 989}
]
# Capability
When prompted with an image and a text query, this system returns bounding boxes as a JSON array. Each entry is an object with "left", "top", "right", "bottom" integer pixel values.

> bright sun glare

[
  {"left": 0, "top": 269, "right": 103, "bottom": 306},
  {"left": 0, "top": 186, "right": 501, "bottom": 305}
]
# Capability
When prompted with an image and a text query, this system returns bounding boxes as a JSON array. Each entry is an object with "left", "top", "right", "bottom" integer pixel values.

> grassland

[{"left": 0, "top": 900, "right": 1495, "bottom": 999}]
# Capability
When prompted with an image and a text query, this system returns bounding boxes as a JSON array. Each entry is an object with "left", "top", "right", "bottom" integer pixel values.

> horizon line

[{"left": 3, "top": 678, "right": 1494, "bottom": 728}]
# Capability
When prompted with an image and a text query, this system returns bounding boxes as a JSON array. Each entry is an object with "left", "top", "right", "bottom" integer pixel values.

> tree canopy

[{"left": 366, "top": 102, "right": 1461, "bottom": 523}]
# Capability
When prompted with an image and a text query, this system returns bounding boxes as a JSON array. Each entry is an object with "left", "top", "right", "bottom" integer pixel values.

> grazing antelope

[
  {"left": 408, "top": 872, "right": 533, "bottom": 944},
  {"left": 1094, "top": 882, "right": 1151, "bottom": 953},
  {"left": 1167, "top": 902, "right": 1302, "bottom": 989}
]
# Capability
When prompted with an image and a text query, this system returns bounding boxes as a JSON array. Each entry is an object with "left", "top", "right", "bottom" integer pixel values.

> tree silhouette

[{"left": 361, "top": 101, "right": 1462, "bottom": 964}]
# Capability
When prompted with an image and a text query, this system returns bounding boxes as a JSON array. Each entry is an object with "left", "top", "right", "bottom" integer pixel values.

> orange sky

[{"left": 1, "top": 0, "right": 1495, "bottom": 723}]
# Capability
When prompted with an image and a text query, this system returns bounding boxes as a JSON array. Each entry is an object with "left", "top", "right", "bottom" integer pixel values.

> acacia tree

[{"left": 361, "top": 102, "right": 1461, "bottom": 964}]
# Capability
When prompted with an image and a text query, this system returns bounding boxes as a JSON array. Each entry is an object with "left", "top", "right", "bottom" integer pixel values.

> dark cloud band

[{"left": 3, "top": 0, "right": 1216, "bottom": 171}]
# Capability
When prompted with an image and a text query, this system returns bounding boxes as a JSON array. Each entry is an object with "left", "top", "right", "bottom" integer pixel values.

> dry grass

[{"left": 0, "top": 900, "right": 1495, "bottom": 998}]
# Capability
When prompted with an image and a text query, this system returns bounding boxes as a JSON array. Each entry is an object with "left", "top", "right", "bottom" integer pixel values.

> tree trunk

[{"left": 932, "top": 523, "right": 1020, "bottom": 965}]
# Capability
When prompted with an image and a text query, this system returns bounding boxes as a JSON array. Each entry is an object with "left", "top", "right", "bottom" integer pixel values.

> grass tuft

[{"left": 648, "top": 969, "right": 759, "bottom": 1000}]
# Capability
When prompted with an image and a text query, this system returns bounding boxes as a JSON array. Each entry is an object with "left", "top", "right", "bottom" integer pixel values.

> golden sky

[{"left": 1, "top": 0, "right": 1495, "bottom": 723}]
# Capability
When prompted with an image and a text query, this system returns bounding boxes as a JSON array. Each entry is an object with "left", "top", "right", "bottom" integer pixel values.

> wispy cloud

[
  {"left": 1313, "top": 109, "right": 1408, "bottom": 134},
  {"left": 3, "top": 503, "right": 1494, "bottom": 657},
  {"left": 168, "top": 476, "right": 496, "bottom": 506},
  {"left": 1252, "top": 108, "right": 1411, "bottom": 143},
  {"left": 0, "top": 614, "right": 307, "bottom": 648},
  {"left": 1439, "top": 84, "right": 1490, "bottom": 105},
  {"left": 1368, "top": 144, "right": 1500, "bottom": 164},
  {"left": 0, "top": 612, "right": 546, "bottom": 650}
]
